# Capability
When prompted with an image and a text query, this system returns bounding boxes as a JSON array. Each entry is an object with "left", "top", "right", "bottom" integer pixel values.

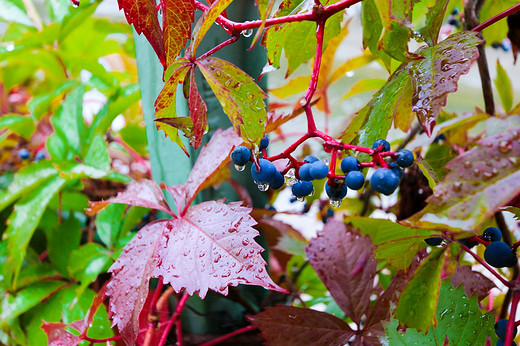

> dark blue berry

[
  {"left": 259, "top": 136, "right": 269, "bottom": 150},
  {"left": 388, "top": 163, "right": 404, "bottom": 180},
  {"left": 372, "top": 139, "right": 390, "bottom": 152},
  {"left": 497, "top": 340, "right": 517, "bottom": 346},
  {"left": 303, "top": 155, "right": 319, "bottom": 163},
  {"left": 396, "top": 149, "right": 414, "bottom": 168},
  {"left": 459, "top": 237, "right": 478, "bottom": 249},
  {"left": 370, "top": 168, "right": 400, "bottom": 195},
  {"left": 451, "top": 7, "right": 459, "bottom": 15},
  {"left": 325, "top": 181, "right": 348, "bottom": 200},
  {"left": 35, "top": 151, "right": 46, "bottom": 161},
  {"left": 269, "top": 171, "right": 285, "bottom": 190},
  {"left": 299, "top": 164, "right": 313, "bottom": 181},
  {"left": 231, "top": 146, "right": 251, "bottom": 166},
  {"left": 251, "top": 159, "right": 276, "bottom": 183},
  {"left": 292, "top": 181, "right": 314, "bottom": 198},
  {"left": 495, "top": 319, "right": 518, "bottom": 340},
  {"left": 425, "top": 237, "right": 443, "bottom": 246},
  {"left": 310, "top": 161, "right": 328, "bottom": 180},
  {"left": 18, "top": 148, "right": 30, "bottom": 159},
  {"left": 482, "top": 227, "right": 502, "bottom": 242},
  {"left": 491, "top": 42, "right": 502, "bottom": 49},
  {"left": 448, "top": 18, "right": 460, "bottom": 27},
  {"left": 340, "top": 156, "right": 359, "bottom": 173},
  {"left": 345, "top": 171, "right": 365, "bottom": 190},
  {"left": 484, "top": 241, "right": 517, "bottom": 268}
]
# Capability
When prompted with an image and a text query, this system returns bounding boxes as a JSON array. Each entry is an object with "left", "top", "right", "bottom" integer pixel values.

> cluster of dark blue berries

[
  {"left": 230, "top": 137, "right": 415, "bottom": 206},
  {"left": 18, "top": 148, "right": 46, "bottom": 161},
  {"left": 495, "top": 319, "right": 518, "bottom": 346},
  {"left": 426, "top": 227, "right": 518, "bottom": 269}
]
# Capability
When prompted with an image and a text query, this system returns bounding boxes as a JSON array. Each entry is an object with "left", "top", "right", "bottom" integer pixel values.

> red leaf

[
  {"left": 88, "top": 179, "right": 172, "bottom": 215},
  {"left": 106, "top": 201, "right": 285, "bottom": 343},
  {"left": 183, "top": 127, "right": 242, "bottom": 206},
  {"left": 450, "top": 265, "right": 495, "bottom": 301},
  {"left": 41, "top": 322, "right": 81, "bottom": 346},
  {"left": 190, "top": 0, "right": 234, "bottom": 55},
  {"left": 162, "top": 0, "right": 194, "bottom": 66},
  {"left": 305, "top": 220, "right": 377, "bottom": 325},
  {"left": 188, "top": 68, "right": 208, "bottom": 149},
  {"left": 118, "top": 0, "right": 165, "bottom": 68},
  {"left": 248, "top": 305, "right": 355, "bottom": 345}
]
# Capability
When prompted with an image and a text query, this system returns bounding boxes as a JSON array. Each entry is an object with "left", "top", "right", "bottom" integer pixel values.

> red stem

[
  {"left": 505, "top": 292, "right": 520, "bottom": 345},
  {"left": 460, "top": 243, "right": 512, "bottom": 287},
  {"left": 176, "top": 317, "right": 183, "bottom": 346},
  {"left": 81, "top": 322, "right": 168, "bottom": 343},
  {"left": 199, "top": 325, "right": 258, "bottom": 346},
  {"left": 143, "top": 278, "right": 164, "bottom": 346},
  {"left": 472, "top": 2, "right": 520, "bottom": 33},
  {"left": 197, "top": 35, "right": 240, "bottom": 61},
  {"left": 158, "top": 292, "right": 189, "bottom": 346}
]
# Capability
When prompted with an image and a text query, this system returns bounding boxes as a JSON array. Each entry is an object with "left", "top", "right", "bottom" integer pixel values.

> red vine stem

[
  {"left": 505, "top": 292, "right": 520, "bottom": 345},
  {"left": 158, "top": 292, "right": 189, "bottom": 346},
  {"left": 81, "top": 322, "right": 167, "bottom": 343},
  {"left": 197, "top": 34, "right": 240, "bottom": 61},
  {"left": 143, "top": 278, "right": 164, "bottom": 346},
  {"left": 471, "top": 2, "right": 520, "bottom": 33},
  {"left": 199, "top": 325, "right": 258, "bottom": 346},
  {"left": 460, "top": 243, "right": 512, "bottom": 287}
]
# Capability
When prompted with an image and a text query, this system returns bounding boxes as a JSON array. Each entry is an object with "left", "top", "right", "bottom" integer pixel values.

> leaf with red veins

[
  {"left": 42, "top": 322, "right": 81, "bottom": 346},
  {"left": 153, "top": 200, "right": 286, "bottom": 296},
  {"left": 403, "top": 128, "right": 520, "bottom": 232},
  {"left": 162, "top": 0, "right": 194, "bottom": 67},
  {"left": 155, "top": 61, "right": 191, "bottom": 118},
  {"left": 118, "top": 0, "right": 165, "bottom": 68},
  {"left": 406, "top": 32, "right": 482, "bottom": 136},
  {"left": 248, "top": 306, "right": 355, "bottom": 345},
  {"left": 450, "top": 265, "right": 495, "bottom": 302},
  {"left": 88, "top": 179, "right": 172, "bottom": 215},
  {"left": 161, "top": 183, "right": 186, "bottom": 215},
  {"left": 188, "top": 68, "right": 208, "bottom": 149},
  {"left": 305, "top": 220, "right": 377, "bottom": 325},
  {"left": 106, "top": 220, "right": 165, "bottom": 345},
  {"left": 183, "top": 127, "right": 242, "bottom": 206}
]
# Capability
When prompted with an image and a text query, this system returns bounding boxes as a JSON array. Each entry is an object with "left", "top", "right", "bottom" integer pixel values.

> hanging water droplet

[
  {"left": 258, "top": 183, "right": 269, "bottom": 191},
  {"left": 473, "top": 168, "right": 480, "bottom": 177},
  {"left": 453, "top": 181, "right": 462, "bottom": 191},
  {"left": 345, "top": 71, "right": 355, "bottom": 77},
  {"left": 234, "top": 164, "right": 245, "bottom": 171},
  {"left": 296, "top": 197, "right": 305, "bottom": 202},
  {"left": 71, "top": 0, "right": 79, "bottom": 7},
  {"left": 299, "top": 97, "right": 308, "bottom": 107},
  {"left": 309, "top": 188, "right": 315, "bottom": 196},
  {"left": 498, "top": 140, "right": 513, "bottom": 153},
  {"left": 330, "top": 199, "right": 341, "bottom": 209},
  {"left": 241, "top": 29, "right": 253, "bottom": 37}
]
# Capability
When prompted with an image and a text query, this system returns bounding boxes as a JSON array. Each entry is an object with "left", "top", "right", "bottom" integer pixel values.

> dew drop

[
  {"left": 309, "top": 188, "right": 315, "bottom": 197},
  {"left": 473, "top": 168, "right": 480, "bottom": 177},
  {"left": 242, "top": 238, "right": 250, "bottom": 246},
  {"left": 498, "top": 140, "right": 513, "bottom": 153},
  {"left": 463, "top": 160, "right": 471, "bottom": 168},
  {"left": 345, "top": 71, "right": 355, "bottom": 77},
  {"left": 453, "top": 181, "right": 462, "bottom": 192},
  {"left": 330, "top": 199, "right": 341, "bottom": 209},
  {"left": 234, "top": 164, "right": 245, "bottom": 171},
  {"left": 214, "top": 254, "right": 221, "bottom": 263},
  {"left": 70, "top": 0, "right": 79, "bottom": 7},
  {"left": 257, "top": 183, "right": 269, "bottom": 191},
  {"left": 299, "top": 97, "right": 308, "bottom": 107},
  {"left": 241, "top": 29, "right": 253, "bottom": 37},
  {"left": 483, "top": 172, "right": 493, "bottom": 179},
  {"left": 296, "top": 197, "right": 305, "bottom": 202}
]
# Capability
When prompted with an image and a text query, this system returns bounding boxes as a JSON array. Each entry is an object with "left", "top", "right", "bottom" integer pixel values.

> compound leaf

[{"left": 305, "top": 220, "right": 377, "bottom": 324}]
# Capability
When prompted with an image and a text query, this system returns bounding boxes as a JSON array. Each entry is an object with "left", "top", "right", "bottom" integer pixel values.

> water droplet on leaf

[{"left": 498, "top": 140, "right": 513, "bottom": 153}]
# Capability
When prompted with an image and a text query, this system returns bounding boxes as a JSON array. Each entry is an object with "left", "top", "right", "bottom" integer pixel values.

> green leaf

[
  {"left": 3, "top": 176, "right": 66, "bottom": 288},
  {"left": 47, "top": 216, "right": 81, "bottom": 276},
  {"left": 403, "top": 129, "right": 520, "bottom": 232},
  {"left": 379, "top": 20, "right": 411, "bottom": 62},
  {"left": 95, "top": 203, "right": 126, "bottom": 249},
  {"left": 83, "top": 133, "right": 110, "bottom": 173},
  {"left": 0, "top": 114, "right": 36, "bottom": 139},
  {"left": 419, "top": 0, "right": 450, "bottom": 46},
  {"left": 0, "top": 281, "right": 66, "bottom": 326},
  {"left": 0, "top": 0, "right": 34, "bottom": 26},
  {"left": 375, "top": 236, "right": 429, "bottom": 270},
  {"left": 494, "top": 59, "right": 514, "bottom": 113},
  {"left": 16, "top": 262, "right": 60, "bottom": 290},
  {"left": 197, "top": 57, "right": 267, "bottom": 144},
  {"left": 45, "top": 0, "right": 71, "bottom": 22},
  {"left": 361, "top": 0, "right": 390, "bottom": 69},
  {"left": 67, "top": 243, "right": 111, "bottom": 289},
  {"left": 386, "top": 280, "right": 496, "bottom": 344},
  {"left": 394, "top": 247, "right": 445, "bottom": 331},
  {"left": 190, "top": 0, "right": 234, "bottom": 55}
]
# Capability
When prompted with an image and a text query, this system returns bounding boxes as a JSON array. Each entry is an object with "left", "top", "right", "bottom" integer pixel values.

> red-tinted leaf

[
  {"left": 305, "top": 220, "right": 377, "bottom": 324},
  {"left": 88, "top": 180, "right": 172, "bottom": 215},
  {"left": 106, "top": 221, "right": 164, "bottom": 345},
  {"left": 161, "top": 183, "right": 187, "bottom": 215},
  {"left": 407, "top": 32, "right": 482, "bottom": 135},
  {"left": 162, "top": 0, "right": 194, "bottom": 66},
  {"left": 41, "top": 322, "right": 81, "bottom": 346},
  {"left": 248, "top": 306, "right": 355, "bottom": 345},
  {"left": 155, "top": 61, "right": 191, "bottom": 118},
  {"left": 188, "top": 68, "right": 208, "bottom": 149},
  {"left": 155, "top": 117, "right": 192, "bottom": 156},
  {"left": 450, "top": 265, "right": 495, "bottom": 301},
  {"left": 183, "top": 127, "right": 242, "bottom": 206},
  {"left": 118, "top": 0, "right": 165, "bottom": 67},
  {"left": 403, "top": 128, "right": 520, "bottom": 232},
  {"left": 190, "top": 0, "right": 233, "bottom": 55}
]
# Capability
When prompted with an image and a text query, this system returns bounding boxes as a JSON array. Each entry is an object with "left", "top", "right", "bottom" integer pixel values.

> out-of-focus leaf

[
  {"left": 450, "top": 265, "right": 495, "bottom": 301},
  {"left": 0, "top": 114, "right": 35, "bottom": 139},
  {"left": 340, "top": 79, "right": 386, "bottom": 100},
  {"left": 95, "top": 203, "right": 126, "bottom": 249},
  {"left": 361, "top": 0, "right": 391, "bottom": 69},
  {"left": 197, "top": 57, "right": 267, "bottom": 144},
  {"left": 68, "top": 243, "right": 111, "bottom": 289},
  {"left": 16, "top": 263, "right": 59, "bottom": 290},
  {"left": 386, "top": 280, "right": 496, "bottom": 344},
  {"left": 41, "top": 322, "right": 80, "bottom": 346},
  {"left": 494, "top": 59, "right": 513, "bottom": 113},
  {"left": 162, "top": 0, "right": 194, "bottom": 66},
  {"left": 305, "top": 220, "right": 377, "bottom": 324},
  {"left": 248, "top": 306, "right": 355, "bottom": 345},
  {"left": 47, "top": 216, "right": 81, "bottom": 277},
  {"left": 375, "top": 236, "right": 431, "bottom": 270},
  {"left": 190, "top": 0, "right": 233, "bottom": 55},
  {"left": 83, "top": 133, "right": 110, "bottom": 173},
  {"left": 406, "top": 32, "right": 482, "bottom": 136},
  {"left": 107, "top": 201, "right": 285, "bottom": 344},
  {"left": 419, "top": 0, "right": 450, "bottom": 46},
  {"left": 329, "top": 53, "right": 376, "bottom": 85},
  {"left": 347, "top": 216, "right": 435, "bottom": 244},
  {"left": 403, "top": 129, "right": 520, "bottom": 232},
  {"left": 0, "top": 0, "right": 33, "bottom": 26},
  {"left": 394, "top": 247, "right": 445, "bottom": 331},
  {"left": 117, "top": 0, "right": 165, "bottom": 67},
  {"left": 269, "top": 75, "right": 310, "bottom": 99}
]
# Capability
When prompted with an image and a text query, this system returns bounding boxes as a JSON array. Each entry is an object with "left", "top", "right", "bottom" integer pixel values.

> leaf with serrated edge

[
  {"left": 162, "top": 0, "right": 194, "bottom": 67},
  {"left": 450, "top": 265, "right": 495, "bottom": 301},
  {"left": 375, "top": 236, "right": 429, "bottom": 270},
  {"left": 197, "top": 57, "right": 267, "bottom": 144},
  {"left": 386, "top": 280, "right": 496, "bottom": 344},
  {"left": 155, "top": 61, "right": 191, "bottom": 118},
  {"left": 190, "top": 0, "right": 233, "bottom": 55},
  {"left": 407, "top": 32, "right": 482, "bottom": 136},
  {"left": 106, "top": 202, "right": 285, "bottom": 344},
  {"left": 117, "top": 0, "right": 165, "bottom": 67},
  {"left": 419, "top": 0, "right": 449, "bottom": 46},
  {"left": 188, "top": 68, "right": 208, "bottom": 149},
  {"left": 394, "top": 247, "right": 445, "bottom": 331},
  {"left": 248, "top": 306, "right": 355, "bottom": 345},
  {"left": 305, "top": 220, "right": 377, "bottom": 324},
  {"left": 41, "top": 322, "right": 81, "bottom": 346},
  {"left": 88, "top": 179, "right": 171, "bottom": 215},
  {"left": 403, "top": 128, "right": 520, "bottom": 232}
]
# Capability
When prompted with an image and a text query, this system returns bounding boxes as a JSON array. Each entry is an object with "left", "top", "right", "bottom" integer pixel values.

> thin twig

[
  {"left": 158, "top": 292, "right": 189, "bottom": 346},
  {"left": 199, "top": 325, "right": 258, "bottom": 346}
]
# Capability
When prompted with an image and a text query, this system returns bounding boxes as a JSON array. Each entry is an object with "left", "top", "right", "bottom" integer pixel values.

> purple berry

[
  {"left": 310, "top": 161, "right": 328, "bottom": 180},
  {"left": 231, "top": 146, "right": 251, "bottom": 166},
  {"left": 340, "top": 156, "right": 359, "bottom": 173},
  {"left": 345, "top": 171, "right": 365, "bottom": 190},
  {"left": 370, "top": 168, "right": 399, "bottom": 195},
  {"left": 251, "top": 159, "right": 276, "bottom": 184}
]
